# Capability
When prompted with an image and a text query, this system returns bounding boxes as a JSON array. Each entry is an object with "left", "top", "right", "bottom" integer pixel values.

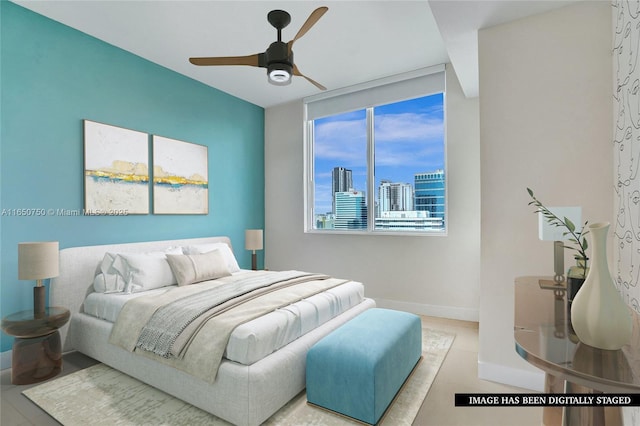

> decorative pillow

[
  {"left": 166, "top": 249, "right": 232, "bottom": 286},
  {"left": 100, "top": 252, "right": 118, "bottom": 274},
  {"left": 182, "top": 243, "right": 240, "bottom": 273},
  {"left": 92, "top": 252, "right": 126, "bottom": 293},
  {"left": 93, "top": 271, "right": 126, "bottom": 293}
]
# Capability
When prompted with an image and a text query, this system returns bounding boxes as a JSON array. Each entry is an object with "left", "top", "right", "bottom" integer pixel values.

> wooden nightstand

[{"left": 1, "top": 307, "right": 70, "bottom": 385}]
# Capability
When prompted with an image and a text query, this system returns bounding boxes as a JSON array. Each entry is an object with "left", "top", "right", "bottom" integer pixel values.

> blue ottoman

[{"left": 306, "top": 308, "right": 422, "bottom": 425}]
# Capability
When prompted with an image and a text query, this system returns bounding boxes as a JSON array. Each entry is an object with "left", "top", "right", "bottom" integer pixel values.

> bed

[{"left": 50, "top": 236, "right": 375, "bottom": 426}]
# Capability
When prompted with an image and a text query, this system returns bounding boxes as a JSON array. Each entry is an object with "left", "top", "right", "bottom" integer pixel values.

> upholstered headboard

[{"left": 50, "top": 236, "right": 232, "bottom": 351}]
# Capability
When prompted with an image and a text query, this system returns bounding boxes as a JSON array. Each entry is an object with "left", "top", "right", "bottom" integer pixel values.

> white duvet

[{"left": 83, "top": 279, "right": 364, "bottom": 365}]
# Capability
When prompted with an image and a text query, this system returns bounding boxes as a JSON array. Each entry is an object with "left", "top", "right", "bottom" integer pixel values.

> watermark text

[{"left": 1, "top": 208, "right": 129, "bottom": 216}]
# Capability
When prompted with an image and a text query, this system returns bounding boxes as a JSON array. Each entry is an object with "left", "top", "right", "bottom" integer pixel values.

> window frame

[{"left": 303, "top": 65, "right": 448, "bottom": 236}]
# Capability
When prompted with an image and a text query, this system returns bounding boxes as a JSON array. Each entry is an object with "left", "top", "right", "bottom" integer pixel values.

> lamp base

[
  {"left": 34, "top": 286, "right": 45, "bottom": 317},
  {"left": 251, "top": 253, "right": 257, "bottom": 271},
  {"left": 552, "top": 240, "right": 565, "bottom": 283}
]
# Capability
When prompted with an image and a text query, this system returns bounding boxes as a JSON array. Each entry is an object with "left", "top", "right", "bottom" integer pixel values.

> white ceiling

[
  {"left": 13, "top": 0, "right": 580, "bottom": 107},
  {"left": 429, "top": 0, "right": 581, "bottom": 98}
]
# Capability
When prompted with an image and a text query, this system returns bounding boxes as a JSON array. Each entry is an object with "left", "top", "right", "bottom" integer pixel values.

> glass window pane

[
  {"left": 313, "top": 109, "right": 368, "bottom": 230},
  {"left": 373, "top": 93, "right": 445, "bottom": 231}
]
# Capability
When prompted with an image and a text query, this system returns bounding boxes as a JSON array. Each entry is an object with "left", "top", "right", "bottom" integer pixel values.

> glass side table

[
  {"left": 1, "top": 307, "right": 70, "bottom": 385},
  {"left": 514, "top": 276, "right": 639, "bottom": 425}
]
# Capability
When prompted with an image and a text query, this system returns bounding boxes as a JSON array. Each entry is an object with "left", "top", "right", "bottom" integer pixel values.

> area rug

[{"left": 23, "top": 326, "right": 454, "bottom": 426}]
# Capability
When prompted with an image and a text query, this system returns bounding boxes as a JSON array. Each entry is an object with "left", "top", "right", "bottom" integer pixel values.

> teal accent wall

[{"left": 0, "top": 2, "right": 265, "bottom": 353}]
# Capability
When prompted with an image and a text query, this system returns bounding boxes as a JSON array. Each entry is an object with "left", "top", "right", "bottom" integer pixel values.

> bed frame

[{"left": 50, "top": 236, "right": 375, "bottom": 426}]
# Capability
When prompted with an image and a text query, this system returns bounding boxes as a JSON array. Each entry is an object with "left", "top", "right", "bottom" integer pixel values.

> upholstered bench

[{"left": 306, "top": 308, "right": 422, "bottom": 425}]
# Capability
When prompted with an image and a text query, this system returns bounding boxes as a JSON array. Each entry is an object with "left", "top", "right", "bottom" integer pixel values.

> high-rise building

[
  {"left": 378, "top": 181, "right": 414, "bottom": 212},
  {"left": 315, "top": 213, "right": 335, "bottom": 229},
  {"left": 375, "top": 210, "right": 443, "bottom": 231},
  {"left": 414, "top": 170, "right": 445, "bottom": 228},
  {"left": 332, "top": 167, "right": 353, "bottom": 214},
  {"left": 334, "top": 191, "right": 367, "bottom": 230}
]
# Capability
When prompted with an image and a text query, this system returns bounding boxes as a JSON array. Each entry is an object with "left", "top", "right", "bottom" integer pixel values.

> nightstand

[{"left": 1, "top": 306, "right": 70, "bottom": 384}]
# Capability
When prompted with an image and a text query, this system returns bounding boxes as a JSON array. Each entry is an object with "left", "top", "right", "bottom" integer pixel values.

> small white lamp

[
  {"left": 18, "top": 241, "right": 59, "bottom": 316},
  {"left": 538, "top": 207, "right": 582, "bottom": 286},
  {"left": 245, "top": 229, "right": 263, "bottom": 271}
]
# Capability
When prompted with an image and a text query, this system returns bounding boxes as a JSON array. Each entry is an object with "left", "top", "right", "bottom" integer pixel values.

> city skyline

[
  {"left": 316, "top": 175, "right": 446, "bottom": 231},
  {"left": 313, "top": 93, "right": 445, "bottom": 214}
]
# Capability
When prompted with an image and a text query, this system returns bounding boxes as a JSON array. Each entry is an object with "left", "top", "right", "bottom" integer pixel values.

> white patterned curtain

[{"left": 613, "top": 0, "right": 640, "bottom": 314}]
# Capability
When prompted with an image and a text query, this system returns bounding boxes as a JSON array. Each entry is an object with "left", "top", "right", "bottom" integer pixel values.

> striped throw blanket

[{"left": 136, "top": 270, "right": 323, "bottom": 358}]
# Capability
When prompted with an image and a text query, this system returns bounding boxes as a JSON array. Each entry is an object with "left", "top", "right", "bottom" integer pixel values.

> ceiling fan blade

[
  {"left": 293, "top": 64, "right": 326, "bottom": 91},
  {"left": 189, "top": 54, "right": 261, "bottom": 67},
  {"left": 288, "top": 6, "right": 328, "bottom": 50}
]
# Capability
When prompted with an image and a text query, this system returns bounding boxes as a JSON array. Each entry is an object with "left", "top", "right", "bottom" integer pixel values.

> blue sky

[{"left": 313, "top": 93, "right": 445, "bottom": 214}]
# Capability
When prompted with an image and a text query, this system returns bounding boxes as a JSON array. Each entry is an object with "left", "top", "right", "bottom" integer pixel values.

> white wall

[
  {"left": 478, "top": 1, "right": 613, "bottom": 390},
  {"left": 264, "top": 65, "right": 481, "bottom": 321}
]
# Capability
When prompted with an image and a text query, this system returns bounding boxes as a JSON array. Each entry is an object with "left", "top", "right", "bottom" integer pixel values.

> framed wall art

[
  {"left": 152, "top": 135, "right": 208, "bottom": 214},
  {"left": 84, "top": 120, "right": 150, "bottom": 214}
]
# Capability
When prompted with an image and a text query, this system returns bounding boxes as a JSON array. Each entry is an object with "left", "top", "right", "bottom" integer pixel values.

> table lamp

[
  {"left": 18, "top": 241, "right": 59, "bottom": 316},
  {"left": 245, "top": 229, "right": 263, "bottom": 271},
  {"left": 538, "top": 207, "right": 581, "bottom": 287}
]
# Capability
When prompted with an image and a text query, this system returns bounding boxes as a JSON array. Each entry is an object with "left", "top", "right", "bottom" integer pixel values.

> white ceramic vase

[{"left": 570, "top": 222, "right": 632, "bottom": 350}]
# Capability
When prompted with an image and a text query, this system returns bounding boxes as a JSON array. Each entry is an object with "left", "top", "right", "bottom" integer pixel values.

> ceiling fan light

[
  {"left": 268, "top": 63, "right": 292, "bottom": 86},
  {"left": 270, "top": 69, "right": 290, "bottom": 82}
]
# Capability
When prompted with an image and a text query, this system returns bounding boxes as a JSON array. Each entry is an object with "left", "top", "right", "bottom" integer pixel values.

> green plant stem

[{"left": 527, "top": 188, "right": 589, "bottom": 276}]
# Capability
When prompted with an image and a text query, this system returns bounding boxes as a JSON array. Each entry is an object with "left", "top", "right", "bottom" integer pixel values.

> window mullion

[
  {"left": 366, "top": 107, "right": 375, "bottom": 232},
  {"left": 305, "top": 120, "right": 315, "bottom": 230}
]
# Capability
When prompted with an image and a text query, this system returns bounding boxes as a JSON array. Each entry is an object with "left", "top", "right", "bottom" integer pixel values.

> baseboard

[
  {"left": 1, "top": 350, "right": 12, "bottom": 371},
  {"left": 373, "top": 298, "right": 479, "bottom": 322},
  {"left": 478, "top": 360, "right": 545, "bottom": 392}
]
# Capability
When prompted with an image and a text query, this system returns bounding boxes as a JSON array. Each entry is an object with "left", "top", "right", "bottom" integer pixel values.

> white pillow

[
  {"left": 166, "top": 249, "right": 232, "bottom": 286},
  {"left": 183, "top": 243, "right": 240, "bottom": 273},
  {"left": 91, "top": 247, "right": 183, "bottom": 293},
  {"left": 93, "top": 271, "right": 126, "bottom": 293},
  {"left": 92, "top": 253, "right": 125, "bottom": 293},
  {"left": 115, "top": 253, "right": 177, "bottom": 293},
  {"left": 100, "top": 252, "right": 118, "bottom": 274},
  {"left": 163, "top": 246, "right": 184, "bottom": 255}
]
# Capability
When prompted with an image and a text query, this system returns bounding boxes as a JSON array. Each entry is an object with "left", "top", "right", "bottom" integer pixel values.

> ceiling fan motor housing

[{"left": 266, "top": 41, "right": 293, "bottom": 85}]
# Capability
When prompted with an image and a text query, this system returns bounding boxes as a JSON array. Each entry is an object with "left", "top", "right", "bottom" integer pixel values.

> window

[{"left": 304, "top": 66, "right": 446, "bottom": 234}]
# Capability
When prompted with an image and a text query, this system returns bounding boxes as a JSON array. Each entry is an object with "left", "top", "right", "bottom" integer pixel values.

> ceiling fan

[{"left": 189, "top": 7, "right": 328, "bottom": 90}]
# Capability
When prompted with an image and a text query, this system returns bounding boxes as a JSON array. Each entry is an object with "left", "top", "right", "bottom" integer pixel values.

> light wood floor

[
  {"left": 414, "top": 316, "right": 542, "bottom": 425},
  {"left": 1, "top": 316, "right": 542, "bottom": 426}
]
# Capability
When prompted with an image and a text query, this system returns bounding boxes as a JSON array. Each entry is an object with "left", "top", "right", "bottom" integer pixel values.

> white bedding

[
  {"left": 52, "top": 236, "right": 376, "bottom": 426},
  {"left": 83, "top": 279, "right": 364, "bottom": 365}
]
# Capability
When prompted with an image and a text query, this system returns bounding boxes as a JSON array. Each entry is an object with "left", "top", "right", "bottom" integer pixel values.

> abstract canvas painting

[
  {"left": 84, "top": 120, "right": 149, "bottom": 214},
  {"left": 152, "top": 136, "right": 208, "bottom": 214}
]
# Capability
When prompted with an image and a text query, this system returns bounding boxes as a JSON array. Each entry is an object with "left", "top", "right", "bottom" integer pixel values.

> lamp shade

[
  {"left": 18, "top": 241, "right": 59, "bottom": 280},
  {"left": 538, "top": 207, "right": 582, "bottom": 241},
  {"left": 245, "top": 229, "right": 264, "bottom": 251}
]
